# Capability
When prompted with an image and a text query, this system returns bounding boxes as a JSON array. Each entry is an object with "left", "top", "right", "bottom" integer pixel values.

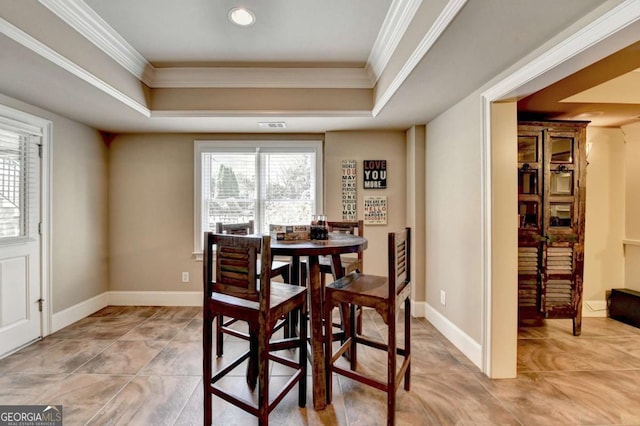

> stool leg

[
  {"left": 404, "top": 296, "right": 411, "bottom": 390},
  {"left": 387, "top": 311, "right": 397, "bottom": 426},
  {"left": 324, "top": 295, "right": 334, "bottom": 405},
  {"left": 215, "top": 314, "right": 224, "bottom": 357},
  {"left": 350, "top": 303, "right": 357, "bottom": 369},
  {"left": 203, "top": 311, "right": 213, "bottom": 425},
  {"left": 258, "top": 326, "right": 269, "bottom": 425},
  {"left": 281, "top": 265, "right": 290, "bottom": 284},
  {"left": 247, "top": 331, "right": 258, "bottom": 390},
  {"left": 298, "top": 305, "right": 308, "bottom": 407}
]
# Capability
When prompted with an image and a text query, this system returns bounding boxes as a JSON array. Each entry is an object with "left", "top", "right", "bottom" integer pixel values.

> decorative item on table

[
  {"left": 310, "top": 215, "right": 328, "bottom": 240},
  {"left": 269, "top": 224, "right": 311, "bottom": 241}
]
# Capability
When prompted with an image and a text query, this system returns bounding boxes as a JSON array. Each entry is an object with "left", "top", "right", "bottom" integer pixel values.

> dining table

[{"left": 271, "top": 233, "right": 368, "bottom": 410}]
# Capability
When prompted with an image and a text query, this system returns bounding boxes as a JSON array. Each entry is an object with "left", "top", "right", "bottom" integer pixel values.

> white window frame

[{"left": 193, "top": 140, "right": 323, "bottom": 259}]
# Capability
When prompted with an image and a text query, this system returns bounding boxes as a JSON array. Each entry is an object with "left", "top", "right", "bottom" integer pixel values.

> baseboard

[
  {"left": 583, "top": 300, "right": 608, "bottom": 317},
  {"left": 411, "top": 300, "right": 427, "bottom": 317},
  {"left": 424, "top": 303, "right": 482, "bottom": 369},
  {"left": 107, "top": 291, "right": 202, "bottom": 307},
  {"left": 50, "top": 291, "right": 203, "bottom": 334},
  {"left": 51, "top": 292, "right": 109, "bottom": 333}
]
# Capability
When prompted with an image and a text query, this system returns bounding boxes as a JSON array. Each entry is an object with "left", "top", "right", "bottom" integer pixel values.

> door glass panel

[
  {"left": 550, "top": 171, "right": 573, "bottom": 195},
  {"left": 519, "top": 170, "right": 537, "bottom": 194},
  {"left": 518, "top": 136, "right": 537, "bottom": 163},
  {"left": 549, "top": 203, "right": 572, "bottom": 227},
  {"left": 0, "top": 130, "right": 28, "bottom": 239},
  {"left": 550, "top": 137, "right": 573, "bottom": 163},
  {"left": 518, "top": 201, "right": 538, "bottom": 229}
]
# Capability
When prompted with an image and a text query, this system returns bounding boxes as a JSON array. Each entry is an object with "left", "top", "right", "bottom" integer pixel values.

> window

[
  {"left": 0, "top": 126, "right": 39, "bottom": 242},
  {"left": 194, "top": 140, "right": 323, "bottom": 255}
]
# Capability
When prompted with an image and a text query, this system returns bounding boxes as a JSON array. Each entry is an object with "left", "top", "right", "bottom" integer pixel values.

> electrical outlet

[
  {"left": 440, "top": 290, "right": 446, "bottom": 306},
  {"left": 181, "top": 272, "right": 189, "bottom": 283}
]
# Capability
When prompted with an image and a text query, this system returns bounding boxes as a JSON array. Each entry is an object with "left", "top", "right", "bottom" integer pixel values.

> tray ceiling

[{"left": 0, "top": 0, "right": 638, "bottom": 132}]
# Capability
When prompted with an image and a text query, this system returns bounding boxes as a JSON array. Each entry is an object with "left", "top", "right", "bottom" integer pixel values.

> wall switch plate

[
  {"left": 181, "top": 272, "right": 189, "bottom": 283},
  {"left": 440, "top": 290, "right": 446, "bottom": 306}
]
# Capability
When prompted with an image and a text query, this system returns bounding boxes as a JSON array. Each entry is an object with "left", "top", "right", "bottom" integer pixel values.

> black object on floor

[{"left": 608, "top": 288, "right": 640, "bottom": 329}]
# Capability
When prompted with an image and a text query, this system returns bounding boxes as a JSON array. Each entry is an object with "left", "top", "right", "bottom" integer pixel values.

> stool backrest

[
  {"left": 327, "top": 220, "right": 364, "bottom": 270},
  {"left": 215, "top": 220, "right": 255, "bottom": 235},
  {"left": 326, "top": 220, "right": 363, "bottom": 237},
  {"left": 203, "top": 232, "right": 271, "bottom": 304},
  {"left": 389, "top": 228, "right": 410, "bottom": 294}
]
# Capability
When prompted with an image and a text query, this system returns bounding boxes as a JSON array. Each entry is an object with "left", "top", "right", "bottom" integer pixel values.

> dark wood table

[{"left": 271, "top": 233, "right": 368, "bottom": 410}]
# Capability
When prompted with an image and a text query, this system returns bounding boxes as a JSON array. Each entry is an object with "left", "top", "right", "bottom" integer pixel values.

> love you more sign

[{"left": 363, "top": 160, "right": 387, "bottom": 189}]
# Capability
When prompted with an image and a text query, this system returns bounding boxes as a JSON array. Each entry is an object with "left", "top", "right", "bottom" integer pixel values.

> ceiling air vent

[{"left": 258, "top": 122, "right": 287, "bottom": 129}]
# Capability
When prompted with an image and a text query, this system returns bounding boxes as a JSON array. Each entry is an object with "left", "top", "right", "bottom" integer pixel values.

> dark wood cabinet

[{"left": 517, "top": 120, "right": 588, "bottom": 336}]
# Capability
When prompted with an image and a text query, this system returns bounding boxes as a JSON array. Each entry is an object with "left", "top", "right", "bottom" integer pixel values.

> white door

[{"left": 0, "top": 128, "right": 41, "bottom": 357}]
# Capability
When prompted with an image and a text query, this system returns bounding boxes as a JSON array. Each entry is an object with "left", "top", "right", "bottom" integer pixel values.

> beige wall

[
  {"left": 490, "top": 101, "right": 518, "bottom": 378},
  {"left": 151, "top": 88, "right": 371, "bottom": 113},
  {"left": 583, "top": 127, "right": 626, "bottom": 304},
  {"left": 109, "top": 131, "right": 405, "bottom": 292},
  {"left": 109, "top": 133, "right": 199, "bottom": 292},
  {"left": 406, "top": 126, "right": 426, "bottom": 303},
  {"left": 0, "top": 93, "right": 109, "bottom": 313},
  {"left": 426, "top": 92, "right": 483, "bottom": 343},
  {"left": 625, "top": 245, "right": 640, "bottom": 291},
  {"left": 52, "top": 117, "right": 109, "bottom": 312},
  {"left": 324, "top": 131, "right": 407, "bottom": 277},
  {"left": 109, "top": 133, "right": 345, "bottom": 294},
  {"left": 623, "top": 122, "right": 640, "bottom": 291}
]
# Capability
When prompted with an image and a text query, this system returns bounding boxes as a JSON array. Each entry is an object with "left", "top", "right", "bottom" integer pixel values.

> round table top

[{"left": 270, "top": 233, "right": 367, "bottom": 256}]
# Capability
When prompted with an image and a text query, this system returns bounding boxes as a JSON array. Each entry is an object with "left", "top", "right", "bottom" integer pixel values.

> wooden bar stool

[
  {"left": 202, "top": 232, "right": 307, "bottom": 426},
  {"left": 215, "top": 221, "right": 292, "bottom": 352},
  {"left": 324, "top": 228, "right": 411, "bottom": 426}
]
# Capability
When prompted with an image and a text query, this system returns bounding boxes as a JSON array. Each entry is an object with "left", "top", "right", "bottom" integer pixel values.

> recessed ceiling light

[{"left": 228, "top": 7, "right": 255, "bottom": 27}]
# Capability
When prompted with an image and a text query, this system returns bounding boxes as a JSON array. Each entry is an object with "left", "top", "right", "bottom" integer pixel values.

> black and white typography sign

[
  {"left": 363, "top": 160, "right": 387, "bottom": 189},
  {"left": 342, "top": 160, "right": 357, "bottom": 220},
  {"left": 363, "top": 195, "right": 387, "bottom": 225}
]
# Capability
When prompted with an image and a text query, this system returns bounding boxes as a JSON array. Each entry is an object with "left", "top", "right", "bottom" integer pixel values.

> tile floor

[{"left": 1, "top": 306, "right": 640, "bottom": 425}]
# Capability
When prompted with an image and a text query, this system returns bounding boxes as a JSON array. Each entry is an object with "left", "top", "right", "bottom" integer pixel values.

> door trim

[{"left": 0, "top": 103, "right": 52, "bottom": 339}]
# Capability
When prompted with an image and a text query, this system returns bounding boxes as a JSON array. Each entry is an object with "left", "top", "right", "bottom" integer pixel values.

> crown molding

[
  {"left": 372, "top": 0, "right": 467, "bottom": 117},
  {"left": 152, "top": 67, "right": 372, "bottom": 89},
  {"left": 36, "top": 0, "right": 378, "bottom": 89},
  {"left": 366, "top": 0, "right": 423, "bottom": 84},
  {"left": 0, "top": 16, "right": 150, "bottom": 117},
  {"left": 38, "top": 0, "right": 154, "bottom": 85},
  {"left": 483, "top": 0, "right": 640, "bottom": 103}
]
